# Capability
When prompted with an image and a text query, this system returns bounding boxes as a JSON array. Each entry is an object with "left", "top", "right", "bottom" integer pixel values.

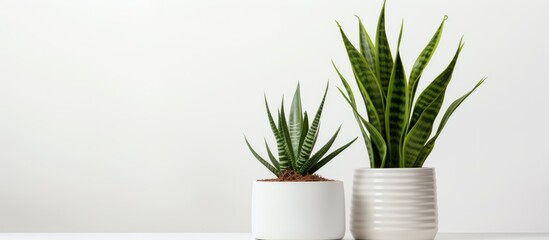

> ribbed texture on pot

[{"left": 351, "top": 168, "right": 438, "bottom": 240}]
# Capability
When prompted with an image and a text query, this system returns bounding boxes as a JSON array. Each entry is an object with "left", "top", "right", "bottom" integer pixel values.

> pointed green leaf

[
  {"left": 299, "top": 126, "right": 342, "bottom": 173},
  {"left": 289, "top": 83, "right": 303, "bottom": 157},
  {"left": 333, "top": 62, "right": 384, "bottom": 134},
  {"left": 245, "top": 137, "right": 278, "bottom": 176},
  {"left": 414, "top": 78, "right": 485, "bottom": 167},
  {"left": 296, "top": 85, "right": 328, "bottom": 168},
  {"left": 337, "top": 24, "right": 385, "bottom": 132},
  {"left": 297, "top": 112, "right": 309, "bottom": 156},
  {"left": 376, "top": 0, "right": 394, "bottom": 96},
  {"left": 279, "top": 103, "right": 296, "bottom": 169},
  {"left": 308, "top": 137, "right": 358, "bottom": 174},
  {"left": 334, "top": 64, "right": 376, "bottom": 167},
  {"left": 403, "top": 92, "right": 444, "bottom": 167},
  {"left": 358, "top": 116, "right": 388, "bottom": 168},
  {"left": 264, "top": 139, "right": 280, "bottom": 171},
  {"left": 409, "top": 16, "right": 447, "bottom": 107},
  {"left": 358, "top": 17, "right": 377, "bottom": 71},
  {"left": 384, "top": 26, "right": 408, "bottom": 168},
  {"left": 264, "top": 96, "right": 289, "bottom": 170},
  {"left": 410, "top": 40, "right": 463, "bottom": 130}
]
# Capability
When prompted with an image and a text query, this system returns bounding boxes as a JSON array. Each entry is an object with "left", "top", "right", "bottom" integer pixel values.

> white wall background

[{"left": 0, "top": 0, "right": 548, "bottom": 233}]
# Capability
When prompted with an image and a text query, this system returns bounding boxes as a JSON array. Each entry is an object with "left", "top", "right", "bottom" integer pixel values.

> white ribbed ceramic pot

[
  {"left": 252, "top": 181, "right": 345, "bottom": 240},
  {"left": 351, "top": 168, "right": 438, "bottom": 240}
]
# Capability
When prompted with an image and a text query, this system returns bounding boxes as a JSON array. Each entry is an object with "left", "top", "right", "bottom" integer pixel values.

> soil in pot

[{"left": 258, "top": 170, "right": 333, "bottom": 182}]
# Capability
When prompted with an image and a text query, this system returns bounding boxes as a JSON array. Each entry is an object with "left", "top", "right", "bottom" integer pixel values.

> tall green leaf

[
  {"left": 409, "top": 39, "right": 463, "bottom": 130},
  {"left": 358, "top": 17, "right": 377, "bottom": 71},
  {"left": 413, "top": 78, "right": 485, "bottom": 167},
  {"left": 384, "top": 24, "right": 408, "bottom": 168},
  {"left": 359, "top": 115, "right": 388, "bottom": 168},
  {"left": 245, "top": 137, "right": 278, "bottom": 176},
  {"left": 403, "top": 93, "right": 444, "bottom": 167},
  {"left": 289, "top": 83, "right": 303, "bottom": 158},
  {"left": 408, "top": 16, "right": 447, "bottom": 108},
  {"left": 376, "top": 0, "right": 394, "bottom": 96},
  {"left": 338, "top": 23, "right": 385, "bottom": 132},
  {"left": 264, "top": 96, "right": 289, "bottom": 170},
  {"left": 334, "top": 62, "right": 377, "bottom": 167}
]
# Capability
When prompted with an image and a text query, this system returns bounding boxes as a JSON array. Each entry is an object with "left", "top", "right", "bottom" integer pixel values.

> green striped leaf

[
  {"left": 403, "top": 93, "right": 444, "bottom": 167},
  {"left": 264, "top": 139, "right": 280, "bottom": 171},
  {"left": 413, "top": 78, "right": 485, "bottom": 167},
  {"left": 289, "top": 83, "right": 303, "bottom": 158},
  {"left": 299, "top": 126, "right": 342, "bottom": 173},
  {"left": 264, "top": 96, "right": 289, "bottom": 170},
  {"left": 279, "top": 103, "right": 297, "bottom": 169},
  {"left": 333, "top": 61, "right": 383, "bottom": 136},
  {"left": 384, "top": 24, "right": 408, "bottom": 168},
  {"left": 376, "top": 0, "right": 394, "bottom": 96},
  {"left": 410, "top": 39, "right": 464, "bottom": 130},
  {"left": 358, "top": 115, "right": 388, "bottom": 168},
  {"left": 408, "top": 16, "right": 447, "bottom": 109},
  {"left": 338, "top": 87, "right": 377, "bottom": 167},
  {"left": 338, "top": 23, "right": 385, "bottom": 132},
  {"left": 334, "top": 62, "right": 377, "bottom": 167},
  {"left": 308, "top": 137, "right": 358, "bottom": 174},
  {"left": 358, "top": 17, "right": 377, "bottom": 71},
  {"left": 297, "top": 112, "right": 309, "bottom": 156},
  {"left": 245, "top": 137, "right": 278, "bottom": 176},
  {"left": 296, "top": 85, "right": 328, "bottom": 168}
]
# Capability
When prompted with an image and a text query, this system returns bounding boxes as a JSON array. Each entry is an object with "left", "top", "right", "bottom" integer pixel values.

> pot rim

[
  {"left": 253, "top": 180, "right": 343, "bottom": 184},
  {"left": 354, "top": 167, "right": 434, "bottom": 171}
]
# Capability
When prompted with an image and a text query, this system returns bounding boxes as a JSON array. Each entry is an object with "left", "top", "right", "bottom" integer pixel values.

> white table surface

[{"left": 0, "top": 233, "right": 548, "bottom": 240}]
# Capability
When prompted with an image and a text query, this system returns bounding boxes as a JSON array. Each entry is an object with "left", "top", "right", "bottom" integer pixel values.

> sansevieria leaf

[
  {"left": 358, "top": 17, "right": 377, "bottom": 71},
  {"left": 338, "top": 24, "right": 385, "bottom": 133},
  {"left": 413, "top": 78, "right": 485, "bottom": 167},
  {"left": 376, "top": 1, "right": 394, "bottom": 96},
  {"left": 384, "top": 24, "right": 408, "bottom": 168},
  {"left": 409, "top": 39, "right": 463, "bottom": 130},
  {"left": 335, "top": 63, "right": 377, "bottom": 167},
  {"left": 408, "top": 16, "right": 447, "bottom": 109},
  {"left": 336, "top": 3, "right": 485, "bottom": 168},
  {"left": 403, "top": 93, "right": 444, "bottom": 167}
]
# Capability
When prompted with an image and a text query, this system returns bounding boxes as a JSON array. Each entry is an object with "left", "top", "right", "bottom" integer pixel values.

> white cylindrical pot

[
  {"left": 252, "top": 181, "right": 345, "bottom": 240},
  {"left": 351, "top": 168, "right": 438, "bottom": 240}
]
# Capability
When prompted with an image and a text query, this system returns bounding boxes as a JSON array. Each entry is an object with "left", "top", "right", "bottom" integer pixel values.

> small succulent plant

[
  {"left": 245, "top": 84, "right": 357, "bottom": 176},
  {"left": 334, "top": 2, "right": 485, "bottom": 168}
]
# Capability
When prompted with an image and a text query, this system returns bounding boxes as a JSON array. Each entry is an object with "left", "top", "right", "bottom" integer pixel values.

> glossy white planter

[
  {"left": 252, "top": 181, "right": 345, "bottom": 240},
  {"left": 351, "top": 168, "right": 438, "bottom": 240}
]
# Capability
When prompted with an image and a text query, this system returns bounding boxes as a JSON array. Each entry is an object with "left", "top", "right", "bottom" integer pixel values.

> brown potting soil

[{"left": 258, "top": 170, "right": 333, "bottom": 182}]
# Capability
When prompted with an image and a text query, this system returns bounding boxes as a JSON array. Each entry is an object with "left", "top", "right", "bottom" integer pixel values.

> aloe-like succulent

[
  {"left": 245, "top": 84, "right": 357, "bottom": 176},
  {"left": 334, "top": 2, "right": 485, "bottom": 168}
]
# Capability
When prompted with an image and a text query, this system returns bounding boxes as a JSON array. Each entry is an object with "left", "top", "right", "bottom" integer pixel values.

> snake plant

[
  {"left": 245, "top": 84, "right": 357, "bottom": 176},
  {"left": 334, "top": 2, "right": 485, "bottom": 168}
]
